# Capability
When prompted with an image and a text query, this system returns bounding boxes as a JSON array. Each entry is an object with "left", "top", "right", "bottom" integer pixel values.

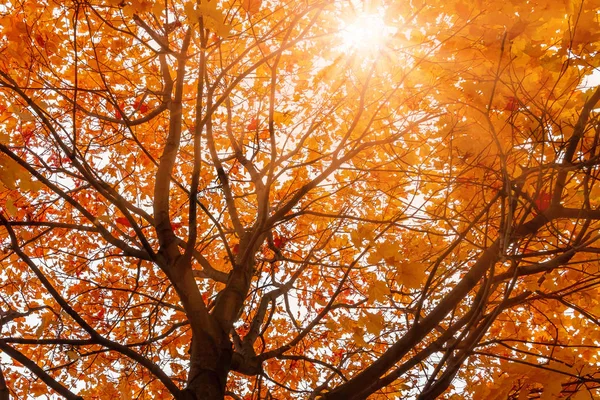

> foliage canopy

[{"left": 2, "top": 0, "right": 600, "bottom": 399}]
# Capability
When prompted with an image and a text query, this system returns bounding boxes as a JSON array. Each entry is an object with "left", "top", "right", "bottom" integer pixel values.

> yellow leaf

[
  {"left": 0, "top": 156, "right": 20, "bottom": 190},
  {"left": 366, "top": 250, "right": 382, "bottom": 265},
  {"left": 152, "top": 2, "right": 163, "bottom": 15},
  {"left": 19, "top": 176, "right": 42, "bottom": 192},
  {"left": 204, "top": 16, "right": 231, "bottom": 38},
  {"left": 66, "top": 350, "right": 79, "bottom": 361},
  {"left": 351, "top": 223, "right": 375, "bottom": 247},
  {"left": 572, "top": 391, "right": 590, "bottom": 400},
  {"left": 118, "top": 378, "right": 132, "bottom": 400},
  {"left": 273, "top": 111, "right": 293, "bottom": 125},
  {"left": 4, "top": 198, "right": 17, "bottom": 216},
  {"left": 540, "top": 380, "right": 562, "bottom": 400},
  {"left": 191, "top": 1, "right": 231, "bottom": 38},
  {"left": 361, "top": 311, "right": 385, "bottom": 335},
  {"left": 375, "top": 240, "right": 398, "bottom": 262},
  {"left": 525, "top": 280, "right": 540, "bottom": 292},
  {"left": 397, "top": 263, "right": 426, "bottom": 289},
  {"left": 351, "top": 327, "right": 366, "bottom": 346},
  {"left": 541, "top": 274, "right": 558, "bottom": 291},
  {"left": 184, "top": 2, "right": 200, "bottom": 21},
  {"left": 15, "top": 110, "right": 34, "bottom": 122},
  {"left": 325, "top": 319, "right": 337, "bottom": 331},
  {"left": 508, "top": 19, "right": 528, "bottom": 40},
  {"left": 367, "top": 280, "right": 389, "bottom": 302}
]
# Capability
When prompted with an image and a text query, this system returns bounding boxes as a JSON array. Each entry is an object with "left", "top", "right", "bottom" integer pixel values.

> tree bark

[
  {"left": 0, "top": 366, "right": 9, "bottom": 400},
  {"left": 181, "top": 332, "right": 233, "bottom": 400}
]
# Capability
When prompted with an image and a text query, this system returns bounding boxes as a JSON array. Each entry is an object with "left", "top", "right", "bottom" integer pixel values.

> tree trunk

[
  {"left": 180, "top": 332, "right": 233, "bottom": 400},
  {"left": 0, "top": 366, "right": 9, "bottom": 400}
]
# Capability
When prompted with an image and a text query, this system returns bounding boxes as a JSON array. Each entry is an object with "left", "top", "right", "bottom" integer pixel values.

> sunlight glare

[{"left": 340, "top": 12, "right": 393, "bottom": 53}]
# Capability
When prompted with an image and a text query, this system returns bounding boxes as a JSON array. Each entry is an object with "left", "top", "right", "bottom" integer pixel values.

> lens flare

[{"left": 339, "top": 12, "right": 394, "bottom": 54}]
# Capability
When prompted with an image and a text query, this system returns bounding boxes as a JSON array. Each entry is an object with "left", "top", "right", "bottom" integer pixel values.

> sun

[{"left": 339, "top": 12, "right": 395, "bottom": 54}]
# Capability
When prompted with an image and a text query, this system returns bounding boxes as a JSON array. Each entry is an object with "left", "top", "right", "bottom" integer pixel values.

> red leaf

[
  {"left": 534, "top": 191, "right": 551, "bottom": 211},
  {"left": 114, "top": 102, "right": 125, "bottom": 119},
  {"left": 171, "top": 222, "right": 182, "bottom": 230},
  {"left": 233, "top": 244, "right": 240, "bottom": 255},
  {"left": 165, "top": 20, "right": 182, "bottom": 33},
  {"left": 273, "top": 236, "right": 288, "bottom": 249},
  {"left": 134, "top": 100, "right": 149, "bottom": 114},
  {"left": 504, "top": 97, "right": 519, "bottom": 112},
  {"left": 35, "top": 34, "right": 45, "bottom": 47},
  {"left": 247, "top": 118, "right": 258, "bottom": 130},
  {"left": 21, "top": 129, "right": 34, "bottom": 145},
  {"left": 115, "top": 217, "right": 131, "bottom": 227}
]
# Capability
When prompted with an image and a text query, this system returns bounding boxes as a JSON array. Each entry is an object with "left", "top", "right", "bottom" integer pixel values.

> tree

[{"left": 2, "top": 0, "right": 600, "bottom": 398}]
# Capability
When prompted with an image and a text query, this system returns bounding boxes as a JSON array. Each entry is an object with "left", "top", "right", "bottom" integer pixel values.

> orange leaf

[
  {"left": 241, "top": 0, "right": 262, "bottom": 14},
  {"left": 247, "top": 118, "right": 258, "bottom": 130},
  {"left": 258, "top": 129, "right": 270, "bottom": 140}
]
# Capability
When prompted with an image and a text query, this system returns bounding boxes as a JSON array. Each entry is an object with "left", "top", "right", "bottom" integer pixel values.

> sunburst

[{"left": 339, "top": 11, "right": 395, "bottom": 55}]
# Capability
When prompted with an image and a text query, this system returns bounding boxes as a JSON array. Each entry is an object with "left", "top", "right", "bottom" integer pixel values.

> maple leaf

[
  {"left": 241, "top": 0, "right": 262, "bottom": 15},
  {"left": 273, "top": 111, "right": 293, "bottom": 125},
  {"left": 352, "top": 327, "right": 367, "bottom": 347},
  {"left": 115, "top": 217, "right": 131, "bottom": 227},
  {"left": 360, "top": 311, "right": 385, "bottom": 335},
  {"left": 397, "top": 263, "right": 426, "bottom": 289},
  {"left": 66, "top": 350, "right": 79, "bottom": 361},
  {"left": 3, "top": 1, "right": 600, "bottom": 399},
  {"left": 367, "top": 280, "right": 390, "bottom": 303},
  {"left": 247, "top": 118, "right": 258, "bottom": 130},
  {"left": 273, "top": 236, "right": 287, "bottom": 249},
  {"left": 114, "top": 103, "right": 125, "bottom": 119},
  {"left": 170, "top": 222, "right": 183, "bottom": 230},
  {"left": 133, "top": 100, "right": 149, "bottom": 114},
  {"left": 34, "top": 34, "right": 45, "bottom": 47},
  {"left": 95, "top": 308, "right": 105, "bottom": 320},
  {"left": 504, "top": 96, "right": 519, "bottom": 111},
  {"left": 534, "top": 191, "right": 552, "bottom": 211}
]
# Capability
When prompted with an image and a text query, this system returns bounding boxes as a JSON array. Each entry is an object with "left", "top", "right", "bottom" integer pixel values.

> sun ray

[{"left": 339, "top": 11, "right": 396, "bottom": 55}]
